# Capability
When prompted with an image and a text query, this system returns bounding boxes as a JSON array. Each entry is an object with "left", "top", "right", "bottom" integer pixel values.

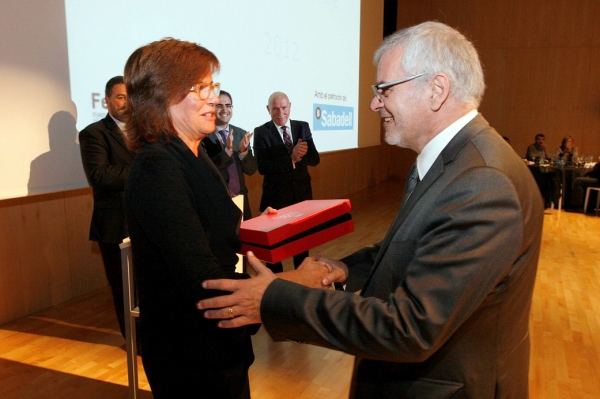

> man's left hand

[{"left": 239, "top": 131, "right": 253, "bottom": 153}]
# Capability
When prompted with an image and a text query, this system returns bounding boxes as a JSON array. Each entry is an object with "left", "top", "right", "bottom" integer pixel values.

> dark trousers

[
  {"left": 266, "top": 251, "right": 309, "bottom": 274},
  {"left": 98, "top": 241, "right": 126, "bottom": 339}
]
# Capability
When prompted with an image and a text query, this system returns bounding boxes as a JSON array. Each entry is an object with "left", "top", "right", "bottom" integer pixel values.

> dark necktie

[
  {"left": 402, "top": 164, "right": 419, "bottom": 207},
  {"left": 281, "top": 126, "right": 293, "bottom": 153},
  {"left": 219, "top": 129, "right": 241, "bottom": 196}
]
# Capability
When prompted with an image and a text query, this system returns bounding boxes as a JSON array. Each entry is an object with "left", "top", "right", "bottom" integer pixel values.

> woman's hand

[{"left": 261, "top": 207, "right": 277, "bottom": 216}]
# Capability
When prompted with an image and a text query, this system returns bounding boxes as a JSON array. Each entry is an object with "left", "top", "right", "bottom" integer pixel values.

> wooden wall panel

[
  {"left": 358, "top": 0, "right": 385, "bottom": 147},
  {"left": 502, "top": 0, "right": 599, "bottom": 48},
  {"left": 544, "top": 47, "right": 590, "bottom": 148},
  {"left": 582, "top": 49, "right": 600, "bottom": 158},
  {"left": 63, "top": 189, "right": 106, "bottom": 298},
  {"left": 501, "top": 48, "right": 550, "bottom": 152},
  {"left": 35, "top": 196, "right": 72, "bottom": 307},
  {"left": 0, "top": 189, "right": 106, "bottom": 326},
  {"left": 396, "top": 0, "right": 600, "bottom": 159},
  {"left": 478, "top": 48, "right": 508, "bottom": 137},
  {"left": 17, "top": 197, "right": 69, "bottom": 313},
  {"left": 0, "top": 193, "right": 71, "bottom": 323},
  {"left": 0, "top": 204, "right": 25, "bottom": 322}
]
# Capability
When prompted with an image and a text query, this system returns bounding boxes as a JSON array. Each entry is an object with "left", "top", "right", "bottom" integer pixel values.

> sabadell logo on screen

[{"left": 313, "top": 104, "right": 354, "bottom": 131}]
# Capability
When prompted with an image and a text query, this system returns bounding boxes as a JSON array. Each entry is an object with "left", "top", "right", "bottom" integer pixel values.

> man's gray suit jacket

[{"left": 260, "top": 114, "right": 543, "bottom": 399}]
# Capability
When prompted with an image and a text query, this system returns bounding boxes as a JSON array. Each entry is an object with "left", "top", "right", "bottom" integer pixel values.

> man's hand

[
  {"left": 224, "top": 129, "right": 235, "bottom": 156},
  {"left": 239, "top": 131, "right": 253, "bottom": 153},
  {"left": 313, "top": 255, "right": 348, "bottom": 287},
  {"left": 292, "top": 139, "right": 308, "bottom": 163},
  {"left": 197, "top": 251, "right": 276, "bottom": 327},
  {"left": 278, "top": 256, "right": 336, "bottom": 289}
]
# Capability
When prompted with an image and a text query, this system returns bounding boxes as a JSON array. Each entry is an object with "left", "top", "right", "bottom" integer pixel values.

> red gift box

[{"left": 239, "top": 199, "right": 354, "bottom": 263}]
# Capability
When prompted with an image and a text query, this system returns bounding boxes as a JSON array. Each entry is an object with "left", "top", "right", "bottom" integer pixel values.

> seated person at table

[
  {"left": 556, "top": 135, "right": 578, "bottom": 165},
  {"left": 526, "top": 133, "right": 547, "bottom": 163},
  {"left": 572, "top": 162, "right": 600, "bottom": 212}
]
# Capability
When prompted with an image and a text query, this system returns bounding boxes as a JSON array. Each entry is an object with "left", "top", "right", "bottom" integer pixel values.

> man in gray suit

[
  {"left": 198, "top": 21, "right": 543, "bottom": 399},
  {"left": 79, "top": 76, "right": 135, "bottom": 339}
]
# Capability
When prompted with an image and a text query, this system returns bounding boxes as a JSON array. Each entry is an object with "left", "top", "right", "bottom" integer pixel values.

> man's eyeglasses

[
  {"left": 371, "top": 73, "right": 426, "bottom": 100},
  {"left": 215, "top": 104, "right": 233, "bottom": 110},
  {"left": 190, "top": 82, "right": 221, "bottom": 100}
]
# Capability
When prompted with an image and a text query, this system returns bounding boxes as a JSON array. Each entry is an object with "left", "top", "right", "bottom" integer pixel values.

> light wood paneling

[
  {"left": 0, "top": 192, "right": 71, "bottom": 322},
  {"left": 63, "top": 189, "right": 106, "bottom": 298},
  {"left": 0, "top": 189, "right": 104, "bottom": 326}
]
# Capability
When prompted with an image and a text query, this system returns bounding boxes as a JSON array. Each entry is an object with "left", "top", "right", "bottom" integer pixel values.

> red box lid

[
  {"left": 239, "top": 199, "right": 351, "bottom": 246},
  {"left": 240, "top": 219, "right": 354, "bottom": 263}
]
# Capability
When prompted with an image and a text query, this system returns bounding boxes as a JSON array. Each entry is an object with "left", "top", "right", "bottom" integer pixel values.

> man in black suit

[
  {"left": 253, "top": 92, "right": 320, "bottom": 272},
  {"left": 79, "top": 76, "right": 135, "bottom": 339},
  {"left": 202, "top": 90, "right": 257, "bottom": 220},
  {"left": 199, "top": 22, "right": 543, "bottom": 398}
]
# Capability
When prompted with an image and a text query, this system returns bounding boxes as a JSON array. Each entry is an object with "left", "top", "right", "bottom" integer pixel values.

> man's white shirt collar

[
  {"left": 275, "top": 122, "right": 291, "bottom": 133},
  {"left": 109, "top": 113, "right": 126, "bottom": 133},
  {"left": 416, "top": 109, "right": 478, "bottom": 179}
]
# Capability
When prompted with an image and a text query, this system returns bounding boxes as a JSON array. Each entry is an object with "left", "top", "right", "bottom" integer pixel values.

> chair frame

[
  {"left": 583, "top": 187, "right": 600, "bottom": 214},
  {"left": 120, "top": 239, "right": 140, "bottom": 399}
]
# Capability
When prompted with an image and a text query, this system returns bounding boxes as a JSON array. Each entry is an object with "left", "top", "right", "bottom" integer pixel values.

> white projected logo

[
  {"left": 320, "top": 110, "right": 353, "bottom": 128},
  {"left": 313, "top": 104, "right": 354, "bottom": 130},
  {"left": 273, "top": 212, "right": 305, "bottom": 219}
]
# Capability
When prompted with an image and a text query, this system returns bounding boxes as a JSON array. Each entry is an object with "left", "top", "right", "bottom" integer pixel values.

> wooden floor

[{"left": 1, "top": 179, "right": 599, "bottom": 398}]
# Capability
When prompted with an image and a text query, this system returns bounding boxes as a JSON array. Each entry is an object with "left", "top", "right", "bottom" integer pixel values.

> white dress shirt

[{"left": 416, "top": 109, "right": 478, "bottom": 180}]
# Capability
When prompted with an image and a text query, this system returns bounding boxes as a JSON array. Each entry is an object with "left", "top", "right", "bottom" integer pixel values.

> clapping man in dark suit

[
  {"left": 79, "top": 76, "right": 135, "bottom": 339},
  {"left": 202, "top": 90, "right": 257, "bottom": 220},
  {"left": 199, "top": 22, "right": 543, "bottom": 398},
  {"left": 253, "top": 92, "right": 320, "bottom": 272}
]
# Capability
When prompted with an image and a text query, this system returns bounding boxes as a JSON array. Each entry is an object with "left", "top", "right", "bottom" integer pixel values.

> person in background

[
  {"left": 201, "top": 90, "right": 257, "bottom": 220},
  {"left": 556, "top": 135, "right": 578, "bottom": 165},
  {"left": 525, "top": 133, "right": 554, "bottom": 208},
  {"left": 199, "top": 21, "right": 543, "bottom": 399},
  {"left": 572, "top": 162, "right": 600, "bottom": 212},
  {"left": 253, "top": 91, "right": 320, "bottom": 273},
  {"left": 123, "top": 38, "right": 328, "bottom": 398},
  {"left": 525, "top": 133, "right": 547, "bottom": 163},
  {"left": 79, "top": 76, "right": 135, "bottom": 340}
]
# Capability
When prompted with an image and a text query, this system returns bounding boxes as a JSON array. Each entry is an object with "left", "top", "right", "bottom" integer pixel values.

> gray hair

[{"left": 374, "top": 21, "right": 485, "bottom": 108}]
